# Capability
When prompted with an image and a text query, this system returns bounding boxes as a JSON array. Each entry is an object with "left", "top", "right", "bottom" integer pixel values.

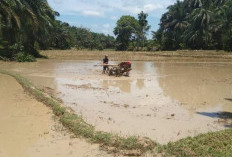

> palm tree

[
  {"left": 17, "top": 0, "right": 56, "bottom": 56},
  {"left": 159, "top": 1, "right": 188, "bottom": 49},
  {"left": 0, "top": 1, "right": 21, "bottom": 28},
  {"left": 184, "top": 24, "right": 203, "bottom": 49},
  {"left": 155, "top": 0, "right": 232, "bottom": 51},
  {"left": 50, "top": 21, "right": 72, "bottom": 49},
  {"left": 213, "top": 0, "right": 226, "bottom": 6},
  {"left": 0, "top": 0, "right": 22, "bottom": 58},
  {"left": 138, "top": 11, "right": 150, "bottom": 49},
  {"left": 185, "top": 0, "right": 202, "bottom": 9},
  {"left": 212, "top": 1, "right": 232, "bottom": 51},
  {"left": 183, "top": 0, "right": 215, "bottom": 49},
  {"left": 0, "top": 0, "right": 21, "bottom": 41},
  {"left": 0, "top": 0, "right": 56, "bottom": 57}
]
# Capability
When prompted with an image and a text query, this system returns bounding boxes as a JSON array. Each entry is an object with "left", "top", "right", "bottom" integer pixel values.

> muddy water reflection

[
  {"left": 1, "top": 60, "right": 232, "bottom": 144},
  {"left": 156, "top": 62, "right": 232, "bottom": 114}
]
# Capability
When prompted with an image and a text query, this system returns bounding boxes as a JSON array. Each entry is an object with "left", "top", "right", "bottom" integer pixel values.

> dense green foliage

[
  {"left": 0, "top": 0, "right": 56, "bottom": 59},
  {"left": 154, "top": 0, "right": 232, "bottom": 51},
  {"left": 45, "top": 21, "right": 115, "bottom": 50},
  {"left": 0, "top": 0, "right": 115, "bottom": 61},
  {"left": 13, "top": 52, "right": 36, "bottom": 62},
  {"left": 114, "top": 16, "right": 140, "bottom": 50},
  {"left": 68, "top": 25, "right": 115, "bottom": 50},
  {"left": 114, "top": 12, "right": 152, "bottom": 51}
]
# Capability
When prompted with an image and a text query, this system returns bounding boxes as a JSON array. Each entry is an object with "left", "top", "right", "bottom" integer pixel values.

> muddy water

[{"left": 1, "top": 60, "right": 232, "bottom": 144}]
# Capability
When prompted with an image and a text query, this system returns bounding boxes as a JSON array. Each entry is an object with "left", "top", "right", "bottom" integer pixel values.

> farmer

[{"left": 102, "top": 55, "right": 109, "bottom": 73}]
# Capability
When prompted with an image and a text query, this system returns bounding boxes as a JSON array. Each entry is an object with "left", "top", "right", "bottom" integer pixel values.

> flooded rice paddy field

[{"left": 1, "top": 59, "right": 232, "bottom": 144}]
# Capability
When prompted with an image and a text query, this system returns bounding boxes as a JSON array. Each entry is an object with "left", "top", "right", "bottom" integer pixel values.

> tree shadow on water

[
  {"left": 197, "top": 111, "right": 232, "bottom": 128},
  {"left": 224, "top": 98, "right": 232, "bottom": 102}
]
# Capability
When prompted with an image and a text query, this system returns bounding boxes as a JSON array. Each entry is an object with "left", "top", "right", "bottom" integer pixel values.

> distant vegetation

[
  {"left": 114, "top": 11, "right": 152, "bottom": 51},
  {"left": 51, "top": 21, "right": 115, "bottom": 50},
  {"left": 154, "top": 0, "right": 232, "bottom": 51},
  {"left": 115, "top": 0, "right": 232, "bottom": 52},
  {"left": 1, "top": 0, "right": 232, "bottom": 61}
]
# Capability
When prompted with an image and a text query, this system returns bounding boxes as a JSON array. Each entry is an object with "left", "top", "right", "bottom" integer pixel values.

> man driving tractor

[{"left": 101, "top": 55, "right": 132, "bottom": 76}]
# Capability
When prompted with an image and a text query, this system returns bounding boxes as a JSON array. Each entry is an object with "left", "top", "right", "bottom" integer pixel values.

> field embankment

[{"left": 40, "top": 50, "right": 232, "bottom": 61}]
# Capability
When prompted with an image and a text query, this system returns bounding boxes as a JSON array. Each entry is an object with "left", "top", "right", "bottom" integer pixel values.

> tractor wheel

[{"left": 109, "top": 69, "right": 113, "bottom": 76}]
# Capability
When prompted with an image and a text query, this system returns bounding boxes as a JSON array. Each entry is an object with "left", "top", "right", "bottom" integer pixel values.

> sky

[{"left": 47, "top": 0, "right": 177, "bottom": 37}]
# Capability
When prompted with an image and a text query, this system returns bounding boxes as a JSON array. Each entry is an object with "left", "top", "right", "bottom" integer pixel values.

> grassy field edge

[{"left": 159, "top": 129, "right": 232, "bottom": 157}]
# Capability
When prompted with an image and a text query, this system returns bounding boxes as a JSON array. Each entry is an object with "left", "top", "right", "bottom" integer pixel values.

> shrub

[
  {"left": 0, "top": 56, "right": 10, "bottom": 61},
  {"left": 97, "top": 45, "right": 104, "bottom": 51},
  {"left": 14, "top": 52, "right": 36, "bottom": 62}
]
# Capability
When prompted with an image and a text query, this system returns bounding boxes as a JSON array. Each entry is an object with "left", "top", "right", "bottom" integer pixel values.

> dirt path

[{"left": 0, "top": 74, "right": 111, "bottom": 157}]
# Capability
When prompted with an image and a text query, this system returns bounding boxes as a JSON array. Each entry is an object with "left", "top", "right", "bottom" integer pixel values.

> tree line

[
  {"left": 1, "top": 0, "right": 232, "bottom": 61},
  {"left": 153, "top": 0, "right": 232, "bottom": 51},
  {"left": 43, "top": 21, "right": 115, "bottom": 50}
]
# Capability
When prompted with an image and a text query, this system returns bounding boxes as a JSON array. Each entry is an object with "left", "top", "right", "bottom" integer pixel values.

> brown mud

[
  {"left": 40, "top": 50, "right": 232, "bottom": 61},
  {"left": 0, "top": 74, "right": 111, "bottom": 157},
  {"left": 0, "top": 58, "right": 232, "bottom": 144}
]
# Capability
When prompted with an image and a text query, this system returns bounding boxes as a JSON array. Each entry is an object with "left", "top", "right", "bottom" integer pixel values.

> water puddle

[{"left": 1, "top": 59, "right": 232, "bottom": 144}]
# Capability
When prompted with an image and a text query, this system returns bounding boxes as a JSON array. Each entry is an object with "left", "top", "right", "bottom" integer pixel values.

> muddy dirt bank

[
  {"left": 40, "top": 50, "right": 232, "bottom": 61},
  {"left": 0, "top": 74, "right": 111, "bottom": 157}
]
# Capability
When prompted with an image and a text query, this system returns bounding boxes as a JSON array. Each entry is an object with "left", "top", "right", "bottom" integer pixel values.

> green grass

[
  {"left": 1, "top": 70, "right": 232, "bottom": 156},
  {"left": 13, "top": 52, "right": 36, "bottom": 62},
  {"left": 159, "top": 129, "right": 232, "bottom": 157}
]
